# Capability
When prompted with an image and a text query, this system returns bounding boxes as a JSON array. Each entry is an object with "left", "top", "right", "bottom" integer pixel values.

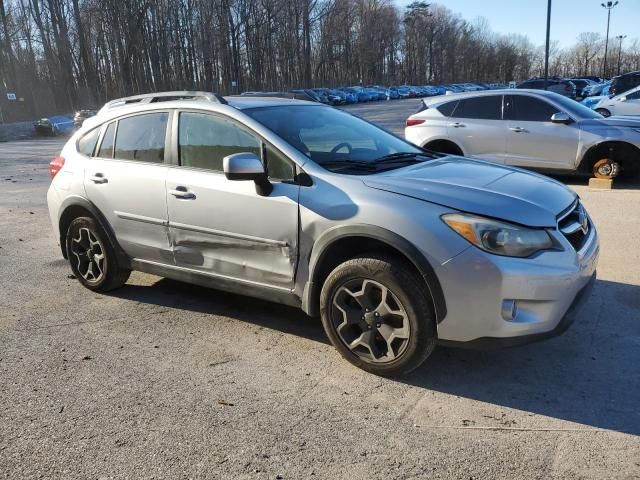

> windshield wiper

[
  {"left": 373, "top": 152, "right": 432, "bottom": 165},
  {"left": 319, "top": 159, "right": 378, "bottom": 171}
]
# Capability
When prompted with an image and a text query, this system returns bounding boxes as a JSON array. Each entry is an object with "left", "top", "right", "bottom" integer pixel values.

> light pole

[
  {"left": 616, "top": 34, "right": 627, "bottom": 75},
  {"left": 601, "top": 1, "right": 619, "bottom": 79},
  {"left": 543, "top": 0, "right": 552, "bottom": 90}
]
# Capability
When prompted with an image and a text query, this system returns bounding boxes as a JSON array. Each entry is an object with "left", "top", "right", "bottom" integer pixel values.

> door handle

[
  {"left": 449, "top": 122, "right": 465, "bottom": 128},
  {"left": 169, "top": 186, "right": 196, "bottom": 200},
  {"left": 509, "top": 126, "right": 524, "bottom": 133},
  {"left": 89, "top": 173, "right": 108, "bottom": 184}
]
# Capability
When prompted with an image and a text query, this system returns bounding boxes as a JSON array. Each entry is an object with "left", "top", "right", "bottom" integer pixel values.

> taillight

[
  {"left": 49, "top": 156, "right": 65, "bottom": 178},
  {"left": 406, "top": 118, "right": 425, "bottom": 127}
]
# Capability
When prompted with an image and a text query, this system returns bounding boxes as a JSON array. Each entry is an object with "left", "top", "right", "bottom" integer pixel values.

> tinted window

[
  {"left": 178, "top": 112, "right": 261, "bottom": 171},
  {"left": 78, "top": 127, "right": 100, "bottom": 157},
  {"left": 452, "top": 96, "right": 502, "bottom": 120},
  {"left": 627, "top": 89, "right": 640, "bottom": 100},
  {"left": 437, "top": 101, "right": 458, "bottom": 117},
  {"left": 505, "top": 95, "right": 559, "bottom": 122},
  {"left": 97, "top": 122, "right": 115, "bottom": 158},
  {"left": 114, "top": 112, "right": 168, "bottom": 163}
]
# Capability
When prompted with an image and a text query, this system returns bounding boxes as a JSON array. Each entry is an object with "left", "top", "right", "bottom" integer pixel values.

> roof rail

[{"left": 99, "top": 91, "right": 227, "bottom": 113}]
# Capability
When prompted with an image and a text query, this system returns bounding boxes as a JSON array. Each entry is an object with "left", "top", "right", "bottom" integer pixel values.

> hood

[
  {"left": 580, "top": 116, "right": 640, "bottom": 128},
  {"left": 363, "top": 157, "right": 576, "bottom": 227}
]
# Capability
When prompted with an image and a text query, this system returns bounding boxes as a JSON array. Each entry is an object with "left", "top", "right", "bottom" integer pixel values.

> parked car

[
  {"left": 405, "top": 89, "right": 640, "bottom": 179},
  {"left": 516, "top": 78, "right": 576, "bottom": 99},
  {"left": 569, "top": 78, "right": 596, "bottom": 99},
  {"left": 593, "top": 85, "right": 640, "bottom": 117},
  {"left": 289, "top": 89, "right": 322, "bottom": 102},
  {"left": 337, "top": 88, "right": 358, "bottom": 103},
  {"left": 33, "top": 115, "right": 75, "bottom": 136},
  {"left": 609, "top": 71, "right": 640, "bottom": 96},
  {"left": 582, "top": 81, "right": 610, "bottom": 98},
  {"left": 47, "top": 90, "right": 598, "bottom": 376},
  {"left": 74, "top": 109, "right": 97, "bottom": 128},
  {"left": 397, "top": 86, "right": 411, "bottom": 99},
  {"left": 387, "top": 87, "right": 400, "bottom": 100}
]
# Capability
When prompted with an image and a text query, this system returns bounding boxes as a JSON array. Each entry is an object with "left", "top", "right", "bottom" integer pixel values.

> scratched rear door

[{"left": 165, "top": 110, "right": 299, "bottom": 289}]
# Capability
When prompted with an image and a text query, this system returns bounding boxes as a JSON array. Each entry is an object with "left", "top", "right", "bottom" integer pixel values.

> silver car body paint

[
  {"left": 48, "top": 96, "right": 599, "bottom": 345},
  {"left": 405, "top": 89, "right": 640, "bottom": 172}
]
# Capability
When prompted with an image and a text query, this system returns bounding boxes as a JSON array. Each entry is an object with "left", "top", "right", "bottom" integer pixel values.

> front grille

[{"left": 557, "top": 201, "right": 590, "bottom": 251}]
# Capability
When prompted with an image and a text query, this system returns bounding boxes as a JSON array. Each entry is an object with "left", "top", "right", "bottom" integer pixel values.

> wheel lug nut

[
  {"left": 376, "top": 323, "right": 381, "bottom": 328},
  {"left": 375, "top": 312, "right": 379, "bottom": 317}
]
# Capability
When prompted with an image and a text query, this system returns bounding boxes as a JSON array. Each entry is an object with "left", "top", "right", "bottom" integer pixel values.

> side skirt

[{"left": 131, "top": 259, "right": 302, "bottom": 309}]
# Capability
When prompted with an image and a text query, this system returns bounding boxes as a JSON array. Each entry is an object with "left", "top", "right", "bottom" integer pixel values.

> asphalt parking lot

[{"left": 1, "top": 100, "right": 639, "bottom": 479}]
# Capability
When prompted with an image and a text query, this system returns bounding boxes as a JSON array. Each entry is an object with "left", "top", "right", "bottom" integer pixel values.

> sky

[{"left": 395, "top": 0, "right": 640, "bottom": 48}]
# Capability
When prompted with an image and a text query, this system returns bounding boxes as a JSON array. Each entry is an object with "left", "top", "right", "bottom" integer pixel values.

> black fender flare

[
  {"left": 302, "top": 224, "right": 447, "bottom": 323},
  {"left": 57, "top": 195, "right": 129, "bottom": 267}
]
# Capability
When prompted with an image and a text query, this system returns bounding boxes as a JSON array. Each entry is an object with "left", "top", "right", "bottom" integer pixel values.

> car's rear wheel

[
  {"left": 320, "top": 255, "right": 436, "bottom": 376},
  {"left": 595, "top": 108, "right": 611, "bottom": 117},
  {"left": 65, "top": 216, "right": 130, "bottom": 292}
]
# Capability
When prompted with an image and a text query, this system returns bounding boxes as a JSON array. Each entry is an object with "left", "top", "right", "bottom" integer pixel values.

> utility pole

[
  {"left": 543, "top": 0, "right": 552, "bottom": 90},
  {"left": 601, "top": 1, "right": 619, "bottom": 79},
  {"left": 616, "top": 34, "right": 627, "bottom": 75}
]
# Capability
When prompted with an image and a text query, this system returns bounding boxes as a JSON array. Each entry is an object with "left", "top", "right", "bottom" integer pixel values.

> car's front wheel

[
  {"left": 320, "top": 255, "right": 437, "bottom": 376},
  {"left": 65, "top": 216, "right": 130, "bottom": 292}
]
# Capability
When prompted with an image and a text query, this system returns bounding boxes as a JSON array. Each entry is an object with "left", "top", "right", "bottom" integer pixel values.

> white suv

[{"left": 405, "top": 89, "right": 640, "bottom": 179}]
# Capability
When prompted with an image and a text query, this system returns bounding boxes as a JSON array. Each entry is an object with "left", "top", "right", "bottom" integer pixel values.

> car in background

[
  {"left": 570, "top": 78, "right": 597, "bottom": 99},
  {"left": 404, "top": 89, "right": 640, "bottom": 179},
  {"left": 33, "top": 115, "right": 75, "bottom": 136},
  {"left": 582, "top": 81, "right": 610, "bottom": 98},
  {"left": 517, "top": 78, "right": 576, "bottom": 99},
  {"left": 73, "top": 109, "right": 97, "bottom": 128},
  {"left": 289, "top": 89, "right": 323, "bottom": 103},
  {"left": 609, "top": 71, "right": 640, "bottom": 96},
  {"left": 387, "top": 87, "right": 400, "bottom": 100},
  {"left": 344, "top": 87, "right": 370, "bottom": 102},
  {"left": 593, "top": 85, "right": 640, "bottom": 117},
  {"left": 397, "top": 86, "right": 411, "bottom": 99}
]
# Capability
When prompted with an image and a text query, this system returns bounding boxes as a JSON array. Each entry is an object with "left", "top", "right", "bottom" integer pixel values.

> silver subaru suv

[{"left": 47, "top": 91, "right": 598, "bottom": 376}]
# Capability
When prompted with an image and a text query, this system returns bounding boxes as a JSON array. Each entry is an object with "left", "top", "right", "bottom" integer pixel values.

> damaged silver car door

[{"left": 166, "top": 111, "right": 299, "bottom": 289}]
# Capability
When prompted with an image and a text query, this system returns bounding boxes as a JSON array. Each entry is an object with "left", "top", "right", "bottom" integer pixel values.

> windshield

[
  {"left": 549, "top": 94, "right": 603, "bottom": 120},
  {"left": 244, "top": 105, "right": 428, "bottom": 174}
]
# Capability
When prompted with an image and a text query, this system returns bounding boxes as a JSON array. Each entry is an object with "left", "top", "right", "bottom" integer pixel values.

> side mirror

[
  {"left": 223, "top": 152, "right": 273, "bottom": 196},
  {"left": 550, "top": 112, "right": 572, "bottom": 124}
]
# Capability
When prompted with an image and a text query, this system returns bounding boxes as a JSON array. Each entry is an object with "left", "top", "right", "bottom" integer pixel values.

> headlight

[{"left": 442, "top": 213, "right": 554, "bottom": 257}]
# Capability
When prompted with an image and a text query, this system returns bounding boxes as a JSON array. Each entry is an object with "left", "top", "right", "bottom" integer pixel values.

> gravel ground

[{"left": 1, "top": 101, "right": 639, "bottom": 479}]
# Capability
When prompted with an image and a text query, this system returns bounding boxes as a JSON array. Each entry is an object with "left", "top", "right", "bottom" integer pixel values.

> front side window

[
  {"left": 114, "top": 112, "right": 168, "bottom": 163},
  {"left": 178, "top": 112, "right": 261, "bottom": 171},
  {"left": 77, "top": 127, "right": 100, "bottom": 157},
  {"left": 452, "top": 96, "right": 502, "bottom": 120},
  {"left": 97, "top": 122, "right": 115, "bottom": 158},
  {"left": 505, "top": 95, "right": 559, "bottom": 122}
]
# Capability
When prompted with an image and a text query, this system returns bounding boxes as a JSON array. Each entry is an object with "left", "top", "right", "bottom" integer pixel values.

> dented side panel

[{"left": 166, "top": 167, "right": 299, "bottom": 289}]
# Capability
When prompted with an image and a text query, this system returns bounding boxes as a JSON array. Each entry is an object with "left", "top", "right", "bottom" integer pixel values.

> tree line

[{"left": 0, "top": 0, "right": 639, "bottom": 118}]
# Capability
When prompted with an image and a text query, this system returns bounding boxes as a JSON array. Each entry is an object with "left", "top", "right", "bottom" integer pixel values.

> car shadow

[
  {"left": 550, "top": 173, "right": 640, "bottom": 191},
  {"left": 111, "top": 277, "right": 328, "bottom": 344},
  {"left": 111, "top": 277, "right": 639, "bottom": 435},
  {"left": 403, "top": 278, "right": 640, "bottom": 436}
]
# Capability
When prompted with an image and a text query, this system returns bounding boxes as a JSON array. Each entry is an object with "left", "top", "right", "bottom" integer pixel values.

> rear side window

[
  {"left": 97, "top": 122, "right": 115, "bottom": 158},
  {"left": 178, "top": 112, "right": 261, "bottom": 171},
  {"left": 505, "top": 95, "right": 559, "bottom": 122},
  {"left": 436, "top": 101, "right": 457, "bottom": 117},
  {"left": 452, "top": 96, "right": 502, "bottom": 120},
  {"left": 114, "top": 112, "right": 168, "bottom": 163},
  {"left": 77, "top": 128, "right": 100, "bottom": 157}
]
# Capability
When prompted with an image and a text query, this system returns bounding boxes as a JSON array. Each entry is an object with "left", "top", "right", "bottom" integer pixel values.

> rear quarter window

[
  {"left": 77, "top": 127, "right": 100, "bottom": 157},
  {"left": 436, "top": 101, "right": 458, "bottom": 117}
]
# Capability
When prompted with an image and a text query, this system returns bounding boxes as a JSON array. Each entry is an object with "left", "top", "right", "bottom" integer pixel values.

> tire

[
  {"left": 595, "top": 108, "right": 611, "bottom": 118},
  {"left": 65, "top": 216, "right": 130, "bottom": 292},
  {"left": 320, "top": 254, "right": 437, "bottom": 376}
]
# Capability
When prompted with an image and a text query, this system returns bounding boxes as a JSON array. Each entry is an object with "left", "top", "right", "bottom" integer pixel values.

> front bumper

[{"left": 434, "top": 221, "right": 599, "bottom": 346}]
